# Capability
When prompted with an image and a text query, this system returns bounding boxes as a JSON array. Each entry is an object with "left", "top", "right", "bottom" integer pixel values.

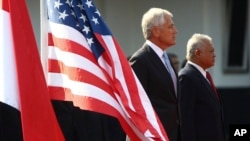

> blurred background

[{"left": 26, "top": 0, "right": 250, "bottom": 140}]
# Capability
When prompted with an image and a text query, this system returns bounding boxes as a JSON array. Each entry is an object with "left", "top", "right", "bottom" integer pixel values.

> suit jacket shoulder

[{"left": 130, "top": 43, "right": 177, "bottom": 102}]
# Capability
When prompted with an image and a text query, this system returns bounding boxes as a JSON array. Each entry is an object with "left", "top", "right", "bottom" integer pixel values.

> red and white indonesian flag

[{"left": 0, "top": 0, "right": 64, "bottom": 141}]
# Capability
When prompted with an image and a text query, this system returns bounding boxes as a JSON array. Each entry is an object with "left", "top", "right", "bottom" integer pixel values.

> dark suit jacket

[
  {"left": 178, "top": 63, "right": 225, "bottom": 141},
  {"left": 129, "top": 43, "right": 180, "bottom": 141},
  {"left": 52, "top": 101, "right": 126, "bottom": 141}
]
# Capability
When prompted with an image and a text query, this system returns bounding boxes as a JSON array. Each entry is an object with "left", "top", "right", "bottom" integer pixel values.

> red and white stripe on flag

[
  {"left": 0, "top": 0, "right": 64, "bottom": 141},
  {"left": 47, "top": 0, "right": 168, "bottom": 140}
]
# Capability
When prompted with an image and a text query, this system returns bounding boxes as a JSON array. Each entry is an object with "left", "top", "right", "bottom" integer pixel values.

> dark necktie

[{"left": 206, "top": 71, "right": 218, "bottom": 98}]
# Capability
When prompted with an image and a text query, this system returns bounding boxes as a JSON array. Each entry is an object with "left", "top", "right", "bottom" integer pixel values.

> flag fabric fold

[
  {"left": 47, "top": 0, "right": 168, "bottom": 140},
  {"left": 0, "top": 0, "right": 65, "bottom": 141}
]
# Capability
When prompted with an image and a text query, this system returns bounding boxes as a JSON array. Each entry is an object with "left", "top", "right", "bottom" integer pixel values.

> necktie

[
  {"left": 206, "top": 71, "right": 218, "bottom": 98},
  {"left": 162, "top": 53, "right": 177, "bottom": 95}
]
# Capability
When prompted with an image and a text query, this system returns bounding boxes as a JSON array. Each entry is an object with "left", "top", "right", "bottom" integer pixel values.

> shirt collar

[
  {"left": 187, "top": 61, "right": 207, "bottom": 78},
  {"left": 146, "top": 40, "right": 165, "bottom": 59}
]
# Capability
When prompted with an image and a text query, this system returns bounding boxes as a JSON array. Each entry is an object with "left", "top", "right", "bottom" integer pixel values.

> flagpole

[{"left": 40, "top": 0, "right": 48, "bottom": 82}]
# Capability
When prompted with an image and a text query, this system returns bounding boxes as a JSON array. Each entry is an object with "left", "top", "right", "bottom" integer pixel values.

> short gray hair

[
  {"left": 141, "top": 8, "right": 173, "bottom": 39},
  {"left": 186, "top": 33, "right": 212, "bottom": 60}
]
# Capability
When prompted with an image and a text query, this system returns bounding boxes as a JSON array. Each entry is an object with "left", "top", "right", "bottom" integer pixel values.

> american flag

[{"left": 46, "top": 0, "right": 168, "bottom": 140}]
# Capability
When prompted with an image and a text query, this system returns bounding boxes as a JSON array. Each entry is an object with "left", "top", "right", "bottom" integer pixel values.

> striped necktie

[{"left": 162, "top": 53, "right": 177, "bottom": 95}]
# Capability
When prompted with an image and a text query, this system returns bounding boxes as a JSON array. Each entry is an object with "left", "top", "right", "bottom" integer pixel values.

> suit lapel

[
  {"left": 187, "top": 64, "right": 219, "bottom": 102},
  {"left": 144, "top": 45, "right": 177, "bottom": 99}
]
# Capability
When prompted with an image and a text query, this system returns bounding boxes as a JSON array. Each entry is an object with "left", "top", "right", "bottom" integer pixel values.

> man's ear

[
  {"left": 194, "top": 49, "right": 201, "bottom": 58},
  {"left": 151, "top": 26, "right": 160, "bottom": 37}
]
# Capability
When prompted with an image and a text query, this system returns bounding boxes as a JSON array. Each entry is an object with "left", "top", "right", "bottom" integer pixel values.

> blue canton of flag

[{"left": 47, "top": 0, "right": 111, "bottom": 58}]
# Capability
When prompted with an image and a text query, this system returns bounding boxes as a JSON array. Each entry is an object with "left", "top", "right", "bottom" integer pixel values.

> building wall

[
  {"left": 26, "top": 0, "right": 250, "bottom": 88},
  {"left": 95, "top": 0, "right": 250, "bottom": 88}
]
